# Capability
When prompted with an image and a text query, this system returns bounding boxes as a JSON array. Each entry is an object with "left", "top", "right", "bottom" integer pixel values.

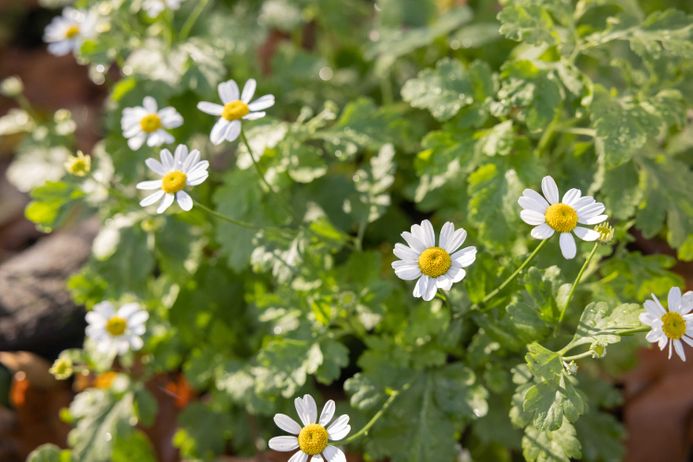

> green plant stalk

[
  {"left": 240, "top": 130, "right": 278, "bottom": 195},
  {"left": 563, "top": 350, "right": 594, "bottom": 362},
  {"left": 342, "top": 382, "right": 411, "bottom": 445},
  {"left": 556, "top": 242, "right": 599, "bottom": 330},
  {"left": 179, "top": 0, "right": 209, "bottom": 41},
  {"left": 195, "top": 202, "right": 260, "bottom": 229},
  {"left": 480, "top": 239, "right": 548, "bottom": 309}
]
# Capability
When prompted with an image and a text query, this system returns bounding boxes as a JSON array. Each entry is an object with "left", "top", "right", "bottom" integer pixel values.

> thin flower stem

[
  {"left": 179, "top": 0, "right": 209, "bottom": 41},
  {"left": 195, "top": 202, "right": 260, "bottom": 230},
  {"left": 556, "top": 242, "right": 599, "bottom": 330},
  {"left": 240, "top": 130, "right": 278, "bottom": 195},
  {"left": 563, "top": 350, "right": 594, "bottom": 362},
  {"left": 342, "top": 382, "right": 412, "bottom": 445},
  {"left": 480, "top": 239, "right": 548, "bottom": 309},
  {"left": 614, "top": 325, "right": 650, "bottom": 336}
]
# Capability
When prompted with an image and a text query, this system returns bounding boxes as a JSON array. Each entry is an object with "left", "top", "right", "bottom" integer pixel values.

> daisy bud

[
  {"left": 65, "top": 150, "right": 92, "bottom": 177},
  {"left": 49, "top": 356, "right": 74, "bottom": 380},
  {"left": 0, "top": 76, "right": 23, "bottom": 97},
  {"left": 595, "top": 222, "right": 614, "bottom": 243},
  {"left": 590, "top": 341, "right": 607, "bottom": 358}
]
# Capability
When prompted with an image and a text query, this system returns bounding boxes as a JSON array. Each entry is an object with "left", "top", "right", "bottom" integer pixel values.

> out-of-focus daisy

[
  {"left": 142, "top": 0, "right": 183, "bottom": 17},
  {"left": 43, "top": 7, "right": 97, "bottom": 56},
  {"left": 121, "top": 96, "right": 183, "bottom": 150},
  {"left": 86, "top": 301, "right": 149, "bottom": 356},
  {"left": 136, "top": 144, "right": 208, "bottom": 214},
  {"left": 640, "top": 287, "right": 693, "bottom": 361},
  {"left": 64, "top": 150, "right": 91, "bottom": 177},
  {"left": 269, "top": 394, "right": 350, "bottom": 462},
  {"left": 392, "top": 220, "right": 476, "bottom": 302},
  {"left": 518, "top": 175, "right": 607, "bottom": 259},
  {"left": 197, "top": 78, "right": 274, "bottom": 145}
]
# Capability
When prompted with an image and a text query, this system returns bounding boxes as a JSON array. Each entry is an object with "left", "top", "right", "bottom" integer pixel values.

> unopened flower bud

[
  {"left": 595, "top": 222, "right": 614, "bottom": 243},
  {"left": 0, "top": 76, "right": 23, "bottom": 97}
]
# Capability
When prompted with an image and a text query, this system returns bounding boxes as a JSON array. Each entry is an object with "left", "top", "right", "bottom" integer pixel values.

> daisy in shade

[
  {"left": 392, "top": 220, "right": 476, "bottom": 302},
  {"left": 197, "top": 78, "right": 275, "bottom": 145},
  {"left": 518, "top": 175, "right": 607, "bottom": 259},
  {"left": 43, "top": 7, "right": 98, "bottom": 56},
  {"left": 269, "top": 394, "right": 350, "bottom": 462},
  {"left": 640, "top": 287, "right": 693, "bottom": 361},
  {"left": 142, "top": 0, "right": 183, "bottom": 17},
  {"left": 121, "top": 96, "right": 183, "bottom": 151},
  {"left": 136, "top": 145, "right": 209, "bottom": 214},
  {"left": 86, "top": 301, "right": 149, "bottom": 356}
]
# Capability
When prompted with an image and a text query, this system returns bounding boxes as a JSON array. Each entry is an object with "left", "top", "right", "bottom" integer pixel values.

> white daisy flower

[
  {"left": 86, "top": 301, "right": 149, "bottom": 356},
  {"left": 518, "top": 175, "right": 607, "bottom": 260},
  {"left": 196, "top": 78, "right": 275, "bottom": 145},
  {"left": 640, "top": 287, "right": 693, "bottom": 362},
  {"left": 136, "top": 144, "right": 209, "bottom": 214},
  {"left": 392, "top": 220, "right": 477, "bottom": 302},
  {"left": 142, "top": 0, "right": 183, "bottom": 17},
  {"left": 269, "top": 394, "right": 350, "bottom": 462},
  {"left": 43, "top": 7, "right": 98, "bottom": 56},
  {"left": 121, "top": 96, "right": 183, "bottom": 151}
]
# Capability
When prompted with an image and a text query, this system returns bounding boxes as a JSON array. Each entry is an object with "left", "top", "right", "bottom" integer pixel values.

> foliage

[{"left": 11, "top": 0, "right": 690, "bottom": 461}]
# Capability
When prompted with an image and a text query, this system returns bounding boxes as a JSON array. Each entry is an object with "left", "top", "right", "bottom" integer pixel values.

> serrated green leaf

[
  {"left": 112, "top": 430, "right": 157, "bottom": 462},
  {"left": 572, "top": 302, "right": 643, "bottom": 346},
  {"left": 25, "top": 181, "right": 84, "bottom": 231},
  {"left": 522, "top": 419, "right": 582, "bottom": 462}
]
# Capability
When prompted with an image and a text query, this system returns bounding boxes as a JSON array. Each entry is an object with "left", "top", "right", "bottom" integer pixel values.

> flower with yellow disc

[
  {"left": 640, "top": 287, "right": 693, "bottom": 361},
  {"left": 392, "top": 219, "right": 476, "bottom": 301},
  {"left": 85, "top": 301, "right": 149, "bottom": 356},
  {"left": 269, "top": 394, "right": 350, "bottom": 462},
  {"left": 64, "top": 150, "right": 91, "bottom": 177},
  {"left": 121, "top": 96, "right": 183, "bottom": 151},
  {"left": 43, "top": 7, "right": 98, "bottom": 56},
  {"left": 518, "top": 175, "right": 607, "bottom": 259},
  {"left": 136, "top": 145, "right": 209, "bottom": 214},
  {"left": 197, "top": 78, "right": 275, "bottom": 145}
]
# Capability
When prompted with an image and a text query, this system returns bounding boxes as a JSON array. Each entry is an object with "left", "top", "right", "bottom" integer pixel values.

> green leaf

[
  {"left": 112, "top": 430, "right": 156, "bottom": 462},
  {"left": 522, "top": 419, "right": 582, "bottom": 462},
  {"left": 498, "top": 0, "right": 574, "bottom": 53},
  {"left": 572, "top": 302, "right": 643, "bottom": 346},
  {"left": 254, "top": 338, "right": 323, "bottom": 398},
  {"left": 599, "top": 252, "right": 682, "bottom": 301},
  {"left": 27, "top": 444, "right": 70, "bottom": 462},
  {"left": 575, "top": 410, "right": 625, "bottom": 462},
  {"left": 401, "top": 58, "right": 474, "bottom": 121},
  {"left": 25, "top": 181, "right": 84, "bottom": 231},
  {"left": 353, "top": 143, "right": 396, "bottom": 223},
  {"left": 173, "top": 403, "right": 230, "bottom": 460},
  {"left": 315, "top": 338, "right": 349, "bottom": 384}
]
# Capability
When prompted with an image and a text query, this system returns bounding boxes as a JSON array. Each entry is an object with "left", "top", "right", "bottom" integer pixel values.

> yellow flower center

[
  {"left": 65, "top": 25, "right": 80, "bottom": 39},
  {"left": 161, "top": 170, "right": 187, "bottom": 194},
  {"left": 139, "top": 113, "right": 162, "bottom": 133},
  {"left": 544, "top": 203, "right": 578, "bottom": 233},
  {"left": 66, "top": 154, "right": 91, "bottom": 177},
  {"left": 418, "top": 246, "right": 452, "bottom": 278},
  {"left": 105, "top": 316, "right": 127, "bottom": 337},
  {"left": 298, "top": 424, "right": 329, "bottom": 456},
  {"left": 222, "top": 100, "right": 250, "bottom": 121},
  {"left": 661, "top": 311, "right": 686, "bottom": 340}
]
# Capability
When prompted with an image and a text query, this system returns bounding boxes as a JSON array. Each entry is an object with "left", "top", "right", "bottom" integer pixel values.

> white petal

[
  {"left": 419, "top": 220, "right": 435, "bottom": 248},
  {"left": 573, "top": 226, "right": 600, "bottom": 241},
  {"left": 241, "top": 78, "right": 257, "bottom": 103},
  {"left": 422, "top": 278, "right": 438, "bottom": 301},
  {"left": 197, "top": 101, "right": 224, "bottom": 116},
  {"left": 136, "top": 180, "right": 162, "bottom": 190},
  {"left": 673, "top": 339, "right": 686, "bottom": 361},
  {"left": 435, "top": 273, "right": 454, "bottom": 291},
  {"left": 174, "top": 144, "right": 188, "bottom": 167},
  {"left": 225, "top": 120, "right": 242, "bottom": 141},
  {"left": 274, "top": 414, "right": 302, "bottom": 435},
  {"left": 518, "top": 195, "right": 548, "bottom": 214},
  {"left": 140, "top": 190, "right": 165, "bottom": 207},
  {"left": 520, "top": 209, "right": 546, "bottom": 226},
  {"left": 401, "top": 231, "right": 427, "bottom": 253},
  {"left": 118, "top": 303, "right": 141, "bottom": 319},
  {"left": 393, "top": 243, "right": 419, "bottom": 261},
  {"left": 159, "top": 107, "right": 183, "bottom": 128},
  {"left": 668, "top": 287, "right": 682, "bottom": 313},
  {"left": 176, "top": 190, "right": 194, "bottom": 211},
  {"left": 319, "top": 400, "right": 335, "bottom": 427},
  {"left": 444, "top": 227, "right": 467, "bottom": 253},
  {"left": 127, "top": 310, "right": 149, "bottom": 327},
  {"left": 128, "top": 335, "right": 144, "bottom": 351},
  {"left": 451, "top": 246, "right": 476, "bottom": 268},
  {"left": 248, "top": 94, "right": 275, "bottom": 111},
  {"left": 645, "top": 328, "right": 662, "bottom": 343},
  {"left": 160, "top": 149, "right": 175, "bottom": 169},
  {"left": 521, "top": 189, "right": 550, "bottom": 209},
  {"left": 210, "top": 118, "right": 230, "bottom": 145},
  {"left": 541, "top": 176, "right": 559, "bottom": 204},
  {"left": 681, "top": 291, "right": 693, "bottom": 314},
  {"left": 577, "top": 202, "right": 605, "bottom": 219},
  {"left": 530, "top": 223, "right": 554, "bottom": 240},
  {"left": 268, "top": 435, "right": 299, "bottom": 452},
  {"left": 392, "top": 261, "right": 421, "bottom": 281},
  {"left": 243, "top": 111, "right": 266, "bottom": 120},
  {"left": 187, "top": 173, "right": 209, "bottom": 186},
  {"left": 288, "top": 452, "right": 309, "bottom": 462},
  {"left": 157, "top": 193, "right": 175, "bottom": 214},
  {"left": 145, "top": 158, "right": 167, "bottom": 176},
  {"left": 311, "top": 456, "right": 324, "bottom": 462},
  {"left": 143, "top": 96, "right": 158, "bottom": 113},
  {"left": 128, "top": 133, "right": 146, "bottom": 150},
  {"left": 559, "top": 232, "right": 576, "bottom": 259},
  {"left": 561, "top": 188, "right": 581, "bottom": 205},
  {"left": 322, "top": 446, "right": 346, "bottom": 462},
  {"left": 447, "top": 265, "right": 466, "bottom": 283},
  {"left": 579, "top": 214, "right": 608, "bottom": 225},
  {"left": 645, "top": 297, "right": 666, "bottom": 317},
  {"left": 182, "top": 150, "right": 200, "bottom": 172},
  {"left": 294, "top": 395, "right": 317, "bottom": 426},
  {"left": 327, "top": 414, "right": 350, "bottom": 441},
  {"left": 218, "top": 80, "right": 239, "bottom": 103},
  {"left": 413, "top": 275, "right": 430, "bottom": 299}
]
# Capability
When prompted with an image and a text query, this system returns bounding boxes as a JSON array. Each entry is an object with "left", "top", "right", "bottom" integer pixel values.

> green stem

[
  {"left": 355, "top": 219, "right": 367, "bottom": 251},
  {"left": 563, "top": 350, "right": 593, "bottom": 362},
  {"left": 195, "top": 202, "right": 260, "bottom": 230},
  {"left": 480, "top": 239, "right": 547, "bottom": 308},
  {"left": 556, "top": 242, "right": 599, "bottom": 329},
  {"left": 179, "top": 0, "right": 209, "bottom": 41},
  {"left": 240, "top": 131, "right": 279, "bottom": 195},
  {"left": 537, "top": 116, "right": 560, "bottom": 156},
  {"left": 342, "top": 382, "right": 411, "bottom": 445},
  {"left": 614, "top": 325, "right": 650, "bottom": 336}
]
